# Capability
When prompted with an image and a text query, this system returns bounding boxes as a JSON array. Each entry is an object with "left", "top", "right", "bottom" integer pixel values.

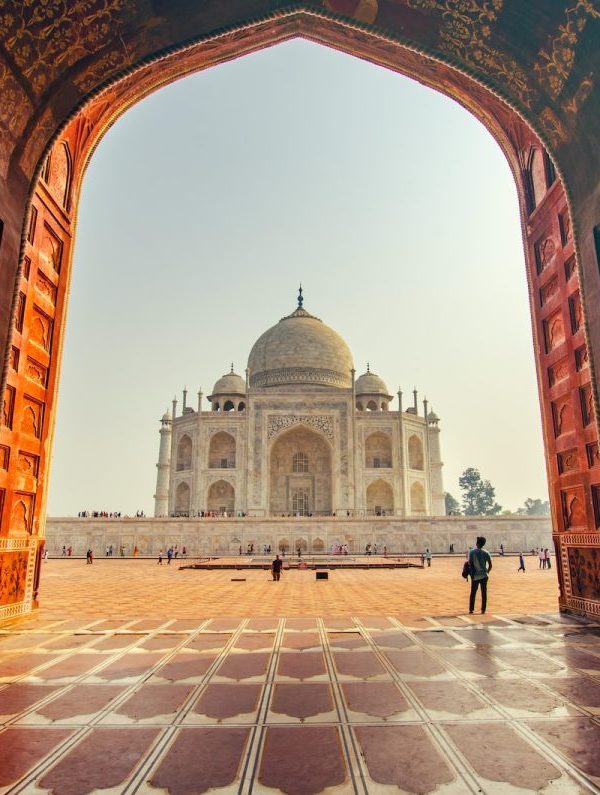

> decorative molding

[
  {"left": 252, "top": 367, "right": 350, "bottom": 389},
  {"left": 268, "top": 414, "right": 334, "bottom": 442}
]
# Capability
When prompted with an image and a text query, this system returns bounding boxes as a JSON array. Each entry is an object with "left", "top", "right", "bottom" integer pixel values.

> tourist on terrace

[
  {"left": 272, "top": 554, "right": 283, "bottom": 581},
  {"left": 468, "top": 536, "right": 492, "bottom": 614}
]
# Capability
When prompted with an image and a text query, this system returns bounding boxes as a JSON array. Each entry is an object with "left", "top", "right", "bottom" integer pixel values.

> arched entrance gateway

[
  {"left": 0, "top": 4, "right": 599, "bottom": 620},
  {"left": 269, "top": 425, "right": 333, "bottom": 515}
]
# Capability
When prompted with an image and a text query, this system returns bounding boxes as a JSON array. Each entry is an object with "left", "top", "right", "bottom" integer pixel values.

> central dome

[{"left": 248, "top": 299, "right": 353, "bottom": 390}]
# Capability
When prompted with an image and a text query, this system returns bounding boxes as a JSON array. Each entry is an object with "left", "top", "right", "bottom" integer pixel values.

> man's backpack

[{"left": 461, "top": 560, "right": 470, "bottom": 580}]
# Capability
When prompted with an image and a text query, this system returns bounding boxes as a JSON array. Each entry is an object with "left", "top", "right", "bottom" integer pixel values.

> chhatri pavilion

[{"left": 154, "top": 289, "right": 444, "bottom": 519}]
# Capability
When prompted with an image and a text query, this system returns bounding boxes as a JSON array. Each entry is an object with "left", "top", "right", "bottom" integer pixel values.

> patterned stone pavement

[{"left": 1, "top": 560, "right": 599, "bottom": 793}]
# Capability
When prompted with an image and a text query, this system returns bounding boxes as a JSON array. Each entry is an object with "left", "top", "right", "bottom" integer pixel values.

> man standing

[
  {"left": 425, "top": 548, "right": 432, "bottom": 567},
  {"left": 271, "top": 554, "right": 283, "bottom": 582},
  {"left": 468, "top": 536, "right": 492, "bottom": 614},
  {"left": 517, "top": 551, "right": 526, "bottom": 572}
]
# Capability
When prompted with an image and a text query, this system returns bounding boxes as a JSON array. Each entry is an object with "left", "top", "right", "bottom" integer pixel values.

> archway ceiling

[{"left": 1, "top": 1, "right": 599, "bottom": 203}]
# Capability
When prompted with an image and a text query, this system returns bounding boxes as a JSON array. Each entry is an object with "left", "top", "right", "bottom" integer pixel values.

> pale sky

[{"left": 47, "top": 40, "right": 548, "bottom": 516}]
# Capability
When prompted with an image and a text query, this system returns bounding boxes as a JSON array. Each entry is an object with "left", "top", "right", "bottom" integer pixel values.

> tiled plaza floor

[{"left": 1, "top": 559, "right": 599, "bottom": 794}]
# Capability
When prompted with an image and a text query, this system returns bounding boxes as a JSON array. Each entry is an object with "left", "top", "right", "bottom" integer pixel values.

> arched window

[
  {"left": 410, "top": 481, "right": 426, "bottom": 513},
  {"left": 177, "top": 434, "right": 192, "bottom": 470},
  {"left": 408, "top": 434, "right": 424, "bottom": 470},
  {"left": 292, "top": 451, "right": 309, "bottom": 472},
  {"left": 223, "top": 400, "right": 235, "bottom": 412},
  {"left": 312, "top": 537, "right": 324, "bottom": 552},
  {"left": 238, "top": 401, "right": 246, "bottom": 412},
  {"left": 206, "top": 479, "right": 235, "bottom": 515},
  {"left": 356, "top": 401, "right": 364, "bottom": 411},
  {"left": 528, "top": 147, "right": 554, "bottom": 211},
  {"left": 209, "top": 431, "right": 236, "bottom": 468},
  {"left": 175, "top": 481, "right": 191, "bottom": 516},
  {"left": 366, "top": 480, "right": 394, "bottom": 515},
  {"left": 212, "top": 401, "right": 220, "bottom": 412},
  {"left": 292, "top": 489, "right": 310, "bottom": 514},
  {"left": 46, "top": 142, "right": 72, "bottom": 209},
  {"left": 365, "top": 432, "right": 392, "bottom": 468},
  {"left": 366, "top": 400, "right": 378, "bottom": 411}
]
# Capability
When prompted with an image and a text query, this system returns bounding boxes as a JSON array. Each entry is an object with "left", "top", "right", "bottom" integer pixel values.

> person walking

[
  {"left": 517, "top": 551, "right": 526, "bottom": 572},
  {"left": 271, "top": 554, "right": 283, "bottom": 581},
  {"left": 539, "top": 548, "right": 545, "bottom": 569},
  {"left": 157, "top": 550, "right": 163, "bottom": 565},
  {"left": 468, "top": 536, "right": 492, "bottom": 614},
  {"left": 425, "top": 548, "right": 432, "bottom": 567}
]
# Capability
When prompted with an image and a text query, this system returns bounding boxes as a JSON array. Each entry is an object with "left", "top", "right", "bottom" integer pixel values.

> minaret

[{"left": 153, "top": 410, "right": 172, "bottom": 517}]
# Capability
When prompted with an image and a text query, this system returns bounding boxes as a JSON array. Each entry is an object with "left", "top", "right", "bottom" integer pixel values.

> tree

[
  {"left": 516, "top": 497, "right": 550, "bottom": 516},
  {"left": 445, "top": 492, "right": 461, "bottom": 515},
  {"left": 459, "top": 467, "right": 502, "bottom": 516}
]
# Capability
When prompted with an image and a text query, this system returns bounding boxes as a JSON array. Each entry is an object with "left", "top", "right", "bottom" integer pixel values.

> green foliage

[
  {"left": 516, "top": 497, "right": 550, "bottom": 516},
  {"left": 459, "top": 467, "right": 502, "bottom": 516},
  {"left": 444, "top": 492, "right": 460, "bottom": 515}
]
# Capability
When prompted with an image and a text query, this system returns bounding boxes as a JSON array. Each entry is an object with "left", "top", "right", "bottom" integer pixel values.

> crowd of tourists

[
  {"left": 157, "top": 545, "right": 187, "bottom": 564},
  {"left": 77, "top": 510, "right": 146, "bottom": 518}
]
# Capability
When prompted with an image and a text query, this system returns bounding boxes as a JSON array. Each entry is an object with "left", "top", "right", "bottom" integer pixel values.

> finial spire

[
  {"left": 366, "top": 362, "right": 370, "bottom": 373},
  {"left": 230, "top": 363, "right": 234, "bottom": 374},
  {"left": 297, "top": 283, "right": 303, "bottom": 308}
]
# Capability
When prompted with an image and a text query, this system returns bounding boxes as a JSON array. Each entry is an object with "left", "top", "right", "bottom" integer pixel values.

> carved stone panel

[
  {"left": 552, "top": 397, "right": 574, "bottom": 437},
  {"left": 561, "top": 487, "right": 587, "bottom": 529},
  {"left": 575, "top": 345, "right": 589, "bottom": 371},
  {"left": 587, "top": 443, "right": 600, "bottom": 468},
  {"left": 35, "top": 271, "right": 57, "bottom": 305},
  {"left": 268, "top": 414, "right": 334, "bottom": 442},
  {"left": 25, "top": 357, "right": 47, "bottom": 387},
  {"left": 0, "top": 550, "right": 29, "bottom": 605},
  {"left": 535, "top": 236, "right": 556, "bottom": 275},
  {"left": 544, "top": 309, "right": 565, "bottom": 353},
  {"left": 11, "top": 493, "right": 34, "bottom": 534},
  {"left": 39, "top": 224, "right": 63, "bottom": 273},
  {"left": 569, "top": 291, "right": 582, "bottom": 334},
  {"left": 548, "top": 358, "right": 569, "bottom": 387},
  {"left": 559, "top": 209, "right": 572, "bottom": 246},
  {"left": 17, "top": 452, "right": 39, "bottom": 478},
  {"left": 558, "top": 448, "right": 578, "bottom": 474},
  {"left": 580, "top": 383, "right": 594, "bottom": 426},
  {"left": 20, "top": 397, "right": 43, "bottom": 438},
  {"left": 540, "top": 277, "right": 559, "bottom": 306},
  {"left": 30, "top": 307, "right": 52, "bottom": 352}
]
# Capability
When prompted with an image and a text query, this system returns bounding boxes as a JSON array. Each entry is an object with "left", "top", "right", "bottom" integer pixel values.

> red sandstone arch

[{"left": 0, "top": 6, "right": 599, "bottom": 619}]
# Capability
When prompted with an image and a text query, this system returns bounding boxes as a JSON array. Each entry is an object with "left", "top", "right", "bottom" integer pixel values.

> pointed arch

[
  {"left": 365, "top": 431, "right": 392, "bottom": 468},
  {"left": 410, "top": 481, "right": 426, "bottom": 514},
  {"left": 408, "top": 434, "right": 424, "bottom": 470},
  {"left": 366, "top": 479, "right": 394, "bottom": 515},
  {"left": 177, "top": 434, "right": 192, "bottom": 470},
  {"left": 175, "top": 481, "right": 190, "bottom": 516},
  {"left": 207, "top": 479, "right": 234, "bottom": 515},
  {"left": 208, "top": 431, "right": 236, "bottom": 468}
]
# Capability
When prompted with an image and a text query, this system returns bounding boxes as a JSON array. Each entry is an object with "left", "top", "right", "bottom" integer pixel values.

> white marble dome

[
  {"left": 355, "top": 367, "right": 391, "bottom": 397},
  {"left": 248, "top": 302, "right": 353, "bottom": 389},
  {"left": 210, "top": 367, "right": 246, "bottom": 397}
]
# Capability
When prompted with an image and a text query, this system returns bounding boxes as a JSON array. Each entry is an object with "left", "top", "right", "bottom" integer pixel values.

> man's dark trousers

[{"left": 469, "top": 577, "right": 488, "bottom": 613}]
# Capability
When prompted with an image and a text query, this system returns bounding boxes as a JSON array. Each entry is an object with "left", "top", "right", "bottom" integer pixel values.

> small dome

[
  {"left": 161, "top": 410, "right": 171, "bottom": 422},
  {"left": 210, "top": 366, "right": 246, "bottom": 397},
  {"left": 428, "top": 410, "right": 440, "bottom": 423},
  {"left": 355, "top": 366, "right": 391, "bottom": 397}
]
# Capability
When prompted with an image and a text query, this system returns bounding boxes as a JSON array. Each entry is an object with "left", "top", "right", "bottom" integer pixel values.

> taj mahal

[
  {"left": 154, "top": 289, "right": 445, "bottom": 519},
  {"left": 45, "top": 291, "right": 552, "bottom": 556}
]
